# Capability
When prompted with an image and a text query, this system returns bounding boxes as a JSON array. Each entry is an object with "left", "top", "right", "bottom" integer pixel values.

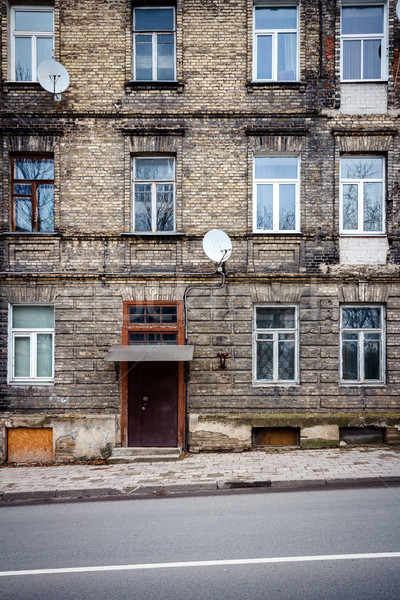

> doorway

[{"left": 128, "top": 361, "right": 178, "bottom": 447}]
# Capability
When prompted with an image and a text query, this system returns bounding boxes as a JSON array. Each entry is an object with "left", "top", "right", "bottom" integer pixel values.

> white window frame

[
  {"left": 253, "top": 155, "right": 300, "bottom": 233},
  {"left": 253, "top": 305, "right": 299, "bottom": 385},
  {"left": 8, "top": 304, "right": 55, "bottom": 385},
  {"left": 340, "top": 305, "right": 385, "bottom": 385},
  {"left": 10, "top": 6, "right": 55, "bottom": 82},
  {"left": 132, "top": 6, "right": 176, "bottom": 82},
  {"left": 340, "top": 155, "right": 385, "bottom": 235},
  {"left": 253, "top": 2, "right": 299, "bottom": 82},
  {"left": 340, "top": 1, "right": 388, "bottom": 82},
  {"left": 131, "top": 156, "right": 176, "bottom": 233}
]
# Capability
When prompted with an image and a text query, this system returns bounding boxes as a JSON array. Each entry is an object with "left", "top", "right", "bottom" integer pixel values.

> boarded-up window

[
  {"left": 7, "top": 427, "right": 53, "bottom": 463},
  {"left": 253, "top": 427, "right": 298, "bottom": 447}
]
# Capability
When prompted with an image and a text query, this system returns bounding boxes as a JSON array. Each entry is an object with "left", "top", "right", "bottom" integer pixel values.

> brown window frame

[
  {"left": 11, "top": 155, "right": 54, "bottom": 232},
  {"left": 122, "top": 301, "right": 184, "bottom": 345}
]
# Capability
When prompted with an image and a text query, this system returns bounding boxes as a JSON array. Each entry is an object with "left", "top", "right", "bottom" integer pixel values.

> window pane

[
  {"left": 256, "top": 36, "right": 272, "bottom": 79},
  {"left": 136, "top": 158, "right": 174, "bottom": 181},
  {"left": 14, "top": 337, "right": 30, "bottom": 377},
  {"left": 364, "top": 339, "right": 380, "bottom": 380},
  {"left": 146, "top": 306, "right": 161, "bottom": 324},
  {"left": 15, "top": 10, "right": 53, "bottom": 32},
  {"left": 14, "top": 184, "right": 31, "bottom": 195},
  {"left": 36, "top": 37, "right": 53, "bottom": 71},
  {"left": 156, "top": 183, "right": 174, "bottom": 231},
  {"left": 15, "top": 198, "right": 32, "bottom": 232},
  {"left": 256, "top": 341, "right": 273, "bottom": 380},
  {"left": 277, "top": 33, "right": 296, "bottom": 80},
  {"left": 162, "top": 333, "right": 177, "bottom": 344},
  {"left": 341, "top": 157, "right": 383, "bottom": 179},
  {"left": 342, "top": 6, "right": 383, "bottom": 35},
  {"left": 343, "top": 40, "right": 361, "bottom": 80},
  {"left": 37, "top": 334, "right": 52, "bottom": 377},
  {"left": 14, "top": 158, "right": 54, "bottom": 180},
  {"left": 135, "top": 8, "right": 174, "bottom": 31},
  {"left": 278, "top": 340, "right": 295, "bottom": 380},
  {"left": 157, "top": 34, "right": 174, "bottom": 80},
  {"left": 15, "top": 37, "right": 31, "bottom": 81},
  {"left": 129, "top": 332, "right": 145, "bottom": 344},
  {"left": 146, "top": 333, "right": 161, "bottom": 344},
  {"left": 255, "top": 7, "right": 297, "bottom": 30},
  {"left": 135, "top": 34, "right": 153, "bottom": 80},
  {"left": 363, "top": 182, "right": 382, "bottom": 232},
  {"left": 279, "top": 184, "right": 296, "bottom": 230},
  {"left": 342, "top": 307, "right": 381, "bottom": 329},
  {"left": 342, "top": 340, "right": 359, "bottom": 380},
  {"left": 135, "top": 184, "right": 152, "bottom": 231},
  {"left": 129, "top": 306, "right": 145, "bottom": 324},
  {"left": 257, "top": 184, "right": 273, "bottom": 230},
  {"left": 37, "top": 184, "right": 54, "bottom": 232},
  {"left": 13, "top": 305, "right": 54, "bottom": 329},
  {"left": 255, "top": 157, "right": 297, "bottom": 179},
  {"left": 342, "top": 184, "right": 358, "bottom": 230},
  {"left": 161, "top": 306, "right": 177, "bottom": 324},
  {"left": 363, "top": 39, "right": 381, "bottom": 79},
  {"left": 256, "top": 307, "right": 295, "bottom": 329}
]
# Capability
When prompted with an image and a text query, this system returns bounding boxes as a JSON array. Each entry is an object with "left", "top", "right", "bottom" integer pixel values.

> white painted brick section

[
  {"left": 339, "top": 237, "right": 389, "bottom": 265},
  {"left": 340, "top": 84, "right": 387, "bottom": 114}
]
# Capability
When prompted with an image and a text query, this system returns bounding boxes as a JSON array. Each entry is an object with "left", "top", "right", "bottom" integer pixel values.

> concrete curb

[{"left": 1, "top": 476, "right": 400, "bottom": 503}]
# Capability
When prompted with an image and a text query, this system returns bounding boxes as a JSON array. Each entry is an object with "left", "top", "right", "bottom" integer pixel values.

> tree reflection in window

[
  {"left": 12, "top": 157, "right": 54, "bottom": 232},
  {"left": 341, "top": 157, "right": 384, "bottom": 233}
]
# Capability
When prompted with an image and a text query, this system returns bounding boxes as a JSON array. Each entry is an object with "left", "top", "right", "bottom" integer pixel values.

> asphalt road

[{"left": 1, "top": 486, "right": 400, "bottom": 599}]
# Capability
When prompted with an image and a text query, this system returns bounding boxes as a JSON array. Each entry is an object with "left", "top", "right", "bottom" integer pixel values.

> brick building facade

[{"left": 1, "top": 0, "right": 400, "bottom": 462}]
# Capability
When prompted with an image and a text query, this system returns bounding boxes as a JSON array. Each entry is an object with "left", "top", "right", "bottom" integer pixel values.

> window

[
  {"left": 123, "top": 302, "right": 183, "bottom": 345},
  {"left": 341, "top": 3, "right": 387, "bottom": 81},
  {"left": 132, "top": 156, "right": 175, "bottom": 232},
  {"left": 253, "top": 4, "right": 298, "bottom": 81},
  {"left": 11, "top": 156, "right": 54, "bottom": 232},
  {"left": 340, "top": 156, "right": 384, "bottom": 234},
  {"left": 11, "top": 7, "right": 54, "bottom": 82},
  {"left": 340, "top": 306, "right": 384, "bottom": 383},
  {"left": 254, "top": 306, "right": 298, "bottom": 384},
  {"left": 133, "top": 7, "right": 176, "bottom": 81},
  {"left": 254, "top": 156, "right": 299, "bottom": 232},
  {"left": 9, "top": 305, "right": 54, "bottom": 384}
]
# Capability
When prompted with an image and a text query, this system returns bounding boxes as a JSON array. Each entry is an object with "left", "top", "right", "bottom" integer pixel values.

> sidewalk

[{"left": 1, "top": 447, "right": 400, "bottom": 503}]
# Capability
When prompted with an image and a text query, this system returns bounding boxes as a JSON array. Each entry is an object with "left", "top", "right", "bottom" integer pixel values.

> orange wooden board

[{"left": 7, "top": 428, "right": 53, "bottom": 463}]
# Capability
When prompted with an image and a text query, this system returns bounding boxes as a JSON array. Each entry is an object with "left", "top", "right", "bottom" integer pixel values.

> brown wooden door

[{"left": 128, "top": 361, "right": 178, "bottom": 447}]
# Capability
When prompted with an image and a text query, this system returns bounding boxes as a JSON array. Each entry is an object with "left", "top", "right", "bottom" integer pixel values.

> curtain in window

[{"left": 278, "top": 33, "right": 296, "bottom": 80}]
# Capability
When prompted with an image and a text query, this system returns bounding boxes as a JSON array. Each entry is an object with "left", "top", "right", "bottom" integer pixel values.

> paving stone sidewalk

[{"left": 1, "top": 447, "right": 400, "bottom": 502}]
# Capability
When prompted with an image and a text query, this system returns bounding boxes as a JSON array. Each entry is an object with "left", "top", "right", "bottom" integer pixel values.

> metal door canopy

[{"left": 104, "top": 345, "right": 194, "bottom": 362}]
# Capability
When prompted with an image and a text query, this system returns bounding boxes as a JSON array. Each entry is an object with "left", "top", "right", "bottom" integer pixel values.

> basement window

[
  {"left": 340, "top": 426, "right": 384, "bottom": 445},
  {"left": 253, "top": 427, "right": 299, "bottom": 447}
]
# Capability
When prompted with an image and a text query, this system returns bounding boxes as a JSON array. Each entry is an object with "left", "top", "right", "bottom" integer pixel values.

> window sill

[
  {"left": 8, "top": 380, "right": 54, "bottom": 386},
  {"left": 340, "top": 80, "right": 387, "bottom": 85},
  {"left": 246, "top": 81, "right": 306, "bottom": 93},
  {"left": 251, "top": 231, "right": 302, "bottom": 236},
  {"left": 2, "top": 81, "right": 42, "bottom": 92},
  {"left": 125, "top": 80, "right": 184, "bottom": 93},
  {"left": 2, "top": 232, "right": 60, "bottom": 238},
  {"left": 339, "top": 233, "right": 386, "bottom": 238},
  {"left": 252, "top": 381, "right": 299, "bottom": 388},
  {"left": 121, "top": 232, "right": 185, "bottom": 238},
  {"left": 339, "top": 383, "right": 385, "bottom": 388}
]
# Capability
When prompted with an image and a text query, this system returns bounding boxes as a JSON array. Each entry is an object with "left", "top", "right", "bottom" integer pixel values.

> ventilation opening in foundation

[
  {"left": 339, "top": 426, "right": 385, "bottom": 445},
  {"left": 252, "top": 427, "right": 299, "bottom": 447}
]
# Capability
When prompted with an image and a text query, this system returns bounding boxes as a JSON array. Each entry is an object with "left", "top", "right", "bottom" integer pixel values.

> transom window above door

[
  {"left": 123, "top": 302, "right": 183, "bottom": 346},
  {"left": 254, "top": 156, "right": 299, "bottom": 233},
  {"left": 253, "top": 4, "right": 299, "bottom": 81},
  {"left": 11, "top": 7, "right": 54, "bottom": 82},
  {"left": 132, "top": 157, "right": 175, "bottom": 233},
  {"left": 133, "top": 6, "right": 176, "bottom": 81}
]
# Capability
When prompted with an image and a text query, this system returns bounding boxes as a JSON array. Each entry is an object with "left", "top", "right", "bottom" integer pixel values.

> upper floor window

[
  {"left": 253, "top": 4, "right": 298, "bottom": 81},
  {"left": 340, "top": 305, "right": 384, "bottom": 384},
  {"left": 132, "top": 156, "right": 175, "bottom": 232},
  {"left": 254, "top": 156, "right": 299, "bottom": 233},
  {"left": 341, "top": 3, "right": 387, "bottom": 81},
  {"left": 9, "top": 305, "right": 54, "bottom": 384},
  {"left": 10, "top": 7, "right": 54, "bottom": 82},
  {"left": 340, "top": 156, "right": 384, "bottom": 234},
  {"left": 254, "top": 306, "right": 299, "bottom": 384},
  {"left": 11, "top": 156, "right": 54, "bottom": 232},
  {"left": 133, "top": 7, "right": 176, "bottom": 81}
]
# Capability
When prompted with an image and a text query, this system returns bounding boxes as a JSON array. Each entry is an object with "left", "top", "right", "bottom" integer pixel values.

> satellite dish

[
  {"left": 37, "top": 59, "right": 69, "bottom": 101},
  {"left": 397, "top": 0, "right": 400, "bottom": 22},
  {"left": 203, "top": 229, "right": 232, "bottom": 264}
]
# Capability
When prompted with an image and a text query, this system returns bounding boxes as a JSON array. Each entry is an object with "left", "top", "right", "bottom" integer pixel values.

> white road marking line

[{"left": 1, "top": 552, "right": 400, "bottom": 577}]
